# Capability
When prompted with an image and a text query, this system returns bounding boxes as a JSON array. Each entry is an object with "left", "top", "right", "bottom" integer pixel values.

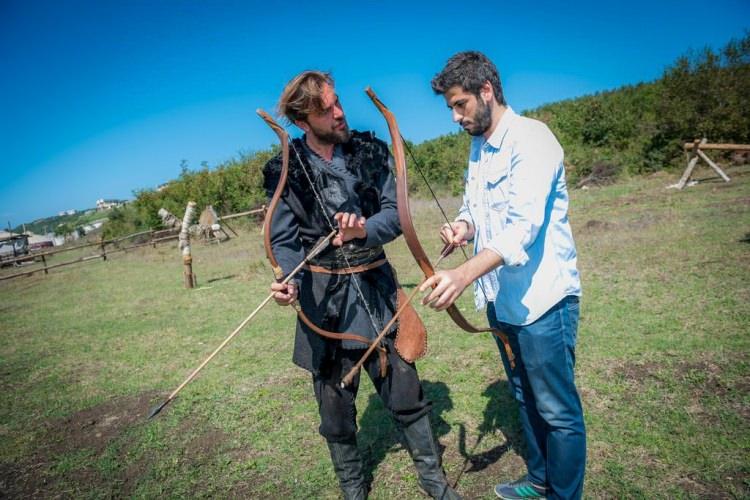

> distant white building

[
  {"left": 96, "top": 199, "right": 126, "bottom": 211},
  {"left": 58, "top": 209, "right": 76, "bottom": 216}
]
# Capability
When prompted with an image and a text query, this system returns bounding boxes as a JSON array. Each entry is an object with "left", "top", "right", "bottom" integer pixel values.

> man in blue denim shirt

[{"left": 421, "top": 52, "right": 586, "bottom": 499}]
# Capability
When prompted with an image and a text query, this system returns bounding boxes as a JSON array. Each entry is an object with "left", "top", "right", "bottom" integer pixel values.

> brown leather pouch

[{"left": 394, "top": 287, "right": 427, "bottom": 362}]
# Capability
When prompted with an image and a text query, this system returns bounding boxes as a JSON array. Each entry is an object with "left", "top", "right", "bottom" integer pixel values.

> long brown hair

[{"left": 278, "top": 70, "right": 334, "bottom": 123}]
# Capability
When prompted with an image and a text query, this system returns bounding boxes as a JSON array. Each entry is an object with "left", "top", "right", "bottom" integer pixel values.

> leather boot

[
  {"left": 401, "top": 415, "right": 462, "bottom": 500},
  {"left": 327, "top": 439, "right": 368, "bottom": 500}
]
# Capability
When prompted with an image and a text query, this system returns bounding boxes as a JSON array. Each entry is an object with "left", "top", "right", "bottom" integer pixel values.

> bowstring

[
  {"left": 399, "top": 138, "right": 493, "bottom": 305},
  {"left": 289, "top": 140, "right": 383, "bottom": 339}
]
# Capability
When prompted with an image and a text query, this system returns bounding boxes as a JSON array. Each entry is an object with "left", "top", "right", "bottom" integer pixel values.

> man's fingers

[
  {"left": 271, "top": 283, "right": 296, "bottom": 297},
  {"left": 346, "top": 213, "right": 357, "bottom": 227},
  {"left": 273, "top": 283, "right": 298, "bottom": 305},
  {"left": 439, "top": 227, "right": 452, "bottom": 244},
  {"left": 440, "top": 222, "right": 467, "bottom": 247},
  {"left": 419, "top": 275, "right": 438, "bottom": 292},
  {"left": 432, "top": 286, "right": 457, "bottom": 311},
  {"left": 334, "top": 212, "right": 364, "bottom": 229},
  {"left": 422, "top": 277, "right": 450, "bottom": 306}
]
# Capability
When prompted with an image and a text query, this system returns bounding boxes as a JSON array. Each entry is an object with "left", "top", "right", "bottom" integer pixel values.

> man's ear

[
  {"left": 480, "top": 81, "right": 494, "bottom": 104},
  {"left": 294, "top": 119, "right": 310, "bottom": 133}
]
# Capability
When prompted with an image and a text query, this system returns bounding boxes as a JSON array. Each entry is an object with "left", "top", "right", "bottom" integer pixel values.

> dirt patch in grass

[
  {"left": 612, "top": 359, "right": 665, "bottom": 387},
  {"left": 599, "top": 358, "right": 750, "bottom": 497},
  {"left": 582, "top": 219, "right": 616, "bottom": 232},
  {"left": 1, "top": 390, "right": 237, "bottom": 498},
  {"left": 44, "top": 391, "right": 158, "bottom": 456},
  {"left": 677, "top": 359, "right": 750, "bottom": 421},
  {"left": 1, "top": 391, "right": 172, "bottom": 498}
]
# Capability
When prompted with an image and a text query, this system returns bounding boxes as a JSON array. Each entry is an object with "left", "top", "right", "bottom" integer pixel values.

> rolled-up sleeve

[{"left": 485, "top": 126, "right": 563, "bottom": 267}]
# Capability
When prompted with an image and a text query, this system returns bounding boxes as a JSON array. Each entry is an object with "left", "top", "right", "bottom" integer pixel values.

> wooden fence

[
  {"left": 0, "top": 228, "right": 179, "bottom": 281},
  {"left": 0, "top": 205, "right": 267, "bottom": 283}
]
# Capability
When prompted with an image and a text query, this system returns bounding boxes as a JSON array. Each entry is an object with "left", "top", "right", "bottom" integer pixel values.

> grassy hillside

[
  {"left": 13, "top": 205, "right": 126, "bottom": 236},
  {"left": 1, "top": 164, "right": 748, "bottom": 498},
  {"left": 73, "top": 34, "right": 749, "bottom": 241}
]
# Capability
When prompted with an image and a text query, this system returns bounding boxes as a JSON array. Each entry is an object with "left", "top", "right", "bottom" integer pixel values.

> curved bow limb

[
  {"left": 364, "top": 88, "right": 515, "bottom": 368},
  {"left": 256, "top": 109, "right": 388, "bottom": 353}
]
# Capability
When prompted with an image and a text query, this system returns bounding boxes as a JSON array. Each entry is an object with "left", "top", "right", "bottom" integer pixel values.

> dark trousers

[
  {"left": 313, "top": 337, "right": 432, "bottom": 442},
  {"left": 489, "top": 296, "right": 586, "bottom": 500}
]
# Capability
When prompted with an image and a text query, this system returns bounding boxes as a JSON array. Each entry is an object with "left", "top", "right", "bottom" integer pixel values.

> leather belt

[{"left": 305, "top": 258, "right": 387, "bottom": 275}]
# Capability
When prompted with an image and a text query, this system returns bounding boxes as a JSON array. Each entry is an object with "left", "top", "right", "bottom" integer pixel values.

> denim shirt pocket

[{"left": 486, "top": 157, "right": 510, "bottom": 213}]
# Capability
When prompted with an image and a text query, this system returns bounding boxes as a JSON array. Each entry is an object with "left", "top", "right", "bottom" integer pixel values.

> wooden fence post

[
  {"left": 179, "top": 201, "right": 197, "bottom": 289},
  {"left": 42, "top": 254, "right": 48, "bottom": 275},
  {"left": 100, "top": 235, "right": 107, "bottom": 261}
]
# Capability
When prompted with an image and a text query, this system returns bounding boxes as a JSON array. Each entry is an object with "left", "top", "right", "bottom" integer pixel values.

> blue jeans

[{"left": 489, "top": 296, "right": 586, "bottom": 500}]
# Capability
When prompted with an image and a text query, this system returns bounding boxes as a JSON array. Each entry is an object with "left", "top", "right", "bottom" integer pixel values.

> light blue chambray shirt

[{"left": 455, "top": 107, "right": 581, "bottom": 326}]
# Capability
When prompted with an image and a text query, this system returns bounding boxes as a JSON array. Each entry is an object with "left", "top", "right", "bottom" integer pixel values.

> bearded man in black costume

[{"left": 262, "top": 70, "right": 460, "bottom": 500}]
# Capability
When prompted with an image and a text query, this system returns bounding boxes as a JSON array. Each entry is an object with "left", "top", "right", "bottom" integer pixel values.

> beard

[
  {"left": 463, "top": 98, "right": 493, "bottom": 136},
  {"left": 310, "top": 120, "right": 351, "bottom": 145}
]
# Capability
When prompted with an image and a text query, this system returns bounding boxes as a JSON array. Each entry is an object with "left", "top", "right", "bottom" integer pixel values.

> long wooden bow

[
  {"left": 257, "top": 109, "right": 387, "bottom": 356},
  {"left": 364, "top": 89, "right": 515, "bottom": 367}
]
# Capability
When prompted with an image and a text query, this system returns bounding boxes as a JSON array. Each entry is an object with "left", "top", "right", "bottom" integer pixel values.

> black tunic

[{"left": 262, "top": 131, "right": 403, "bottom": 374}]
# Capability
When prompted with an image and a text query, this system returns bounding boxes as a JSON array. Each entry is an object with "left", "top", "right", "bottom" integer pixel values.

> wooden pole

[
  {"left": 42, "top": 254, "right": 48, "bottom": 275},
  {"left": 216, "top": 206, "right": 266, "bottom": 221},
  {"left": 100, "top": 235, "right": 107, "bottom": 261},
  {"left": 695, "top": 148, "right": 731, "bottom": 182},
  {"left": 220, "top": 218, "right": 239, "bottom": 237},
  {"left": 683, "top": 142, "right": 750, "bottom": 151},
  {"left": 179, "top": 201, "right": 197, "bottom": 289}
]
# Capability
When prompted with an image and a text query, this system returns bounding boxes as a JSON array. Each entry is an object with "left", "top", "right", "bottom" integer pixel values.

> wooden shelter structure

[{"left": 670, "top": 139, "right": 750, "bottom": 189}]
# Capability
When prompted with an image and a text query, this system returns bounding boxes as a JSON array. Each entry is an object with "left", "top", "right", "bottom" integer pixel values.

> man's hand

[
  {"left": 419, "top": 268, "right": 469, "bottom": 311},
  {"left": 439, "top": 221, "right": 474, "bottom": 247},
  {"left": 333, "top": 212, "right": 367, "bottom": 247},
  {"left": 419, "top": 248, "right": 503, "bottom": 312},
  {"left": 271, "top": 282, "right": 298, "bottom": 306}
]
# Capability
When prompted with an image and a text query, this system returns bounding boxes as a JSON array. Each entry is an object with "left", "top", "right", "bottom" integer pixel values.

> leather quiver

[{"left": 394, "top": 287, "right": 427, "bottom": 362}]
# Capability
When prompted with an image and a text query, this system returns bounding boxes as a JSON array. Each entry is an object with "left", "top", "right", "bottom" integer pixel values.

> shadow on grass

[
  {"left": 206, "top": 274, "right": 237, "bottom": 283},
  {"left": 356, "top": 377, "right": 523, "bottom": 490},
  {"left": 455, "top": 380, "right": 523, "bottom": 479},
  {"left": 356, "top": 379, "right": 455, "bottom": 486}
]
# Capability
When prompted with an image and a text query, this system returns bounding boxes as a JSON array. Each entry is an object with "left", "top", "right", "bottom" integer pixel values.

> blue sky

[{"left": 1, "top": 0, "right": 748, "bottom": 226}]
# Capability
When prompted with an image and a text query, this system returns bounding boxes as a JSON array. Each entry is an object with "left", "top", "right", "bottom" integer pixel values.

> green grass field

[{"left": 1, "top": 167, "right": 748, "bottom": 499}]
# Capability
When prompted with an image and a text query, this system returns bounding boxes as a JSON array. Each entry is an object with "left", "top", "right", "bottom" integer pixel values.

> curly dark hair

[{"left": 431, "top": 51, "right": 506, "bottom": 105}]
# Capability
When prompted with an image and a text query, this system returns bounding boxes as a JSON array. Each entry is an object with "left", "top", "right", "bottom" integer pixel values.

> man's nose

[
  {"left": 333, "top": 104, "right": 344, "bottom": 120},
  {"left": 451, "top": 108, "right": 462, "bottom": 123}
]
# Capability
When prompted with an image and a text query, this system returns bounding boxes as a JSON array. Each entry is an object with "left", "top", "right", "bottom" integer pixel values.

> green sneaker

[{"left": 494, "top": 478, "right": 547, "bottom": 499}]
